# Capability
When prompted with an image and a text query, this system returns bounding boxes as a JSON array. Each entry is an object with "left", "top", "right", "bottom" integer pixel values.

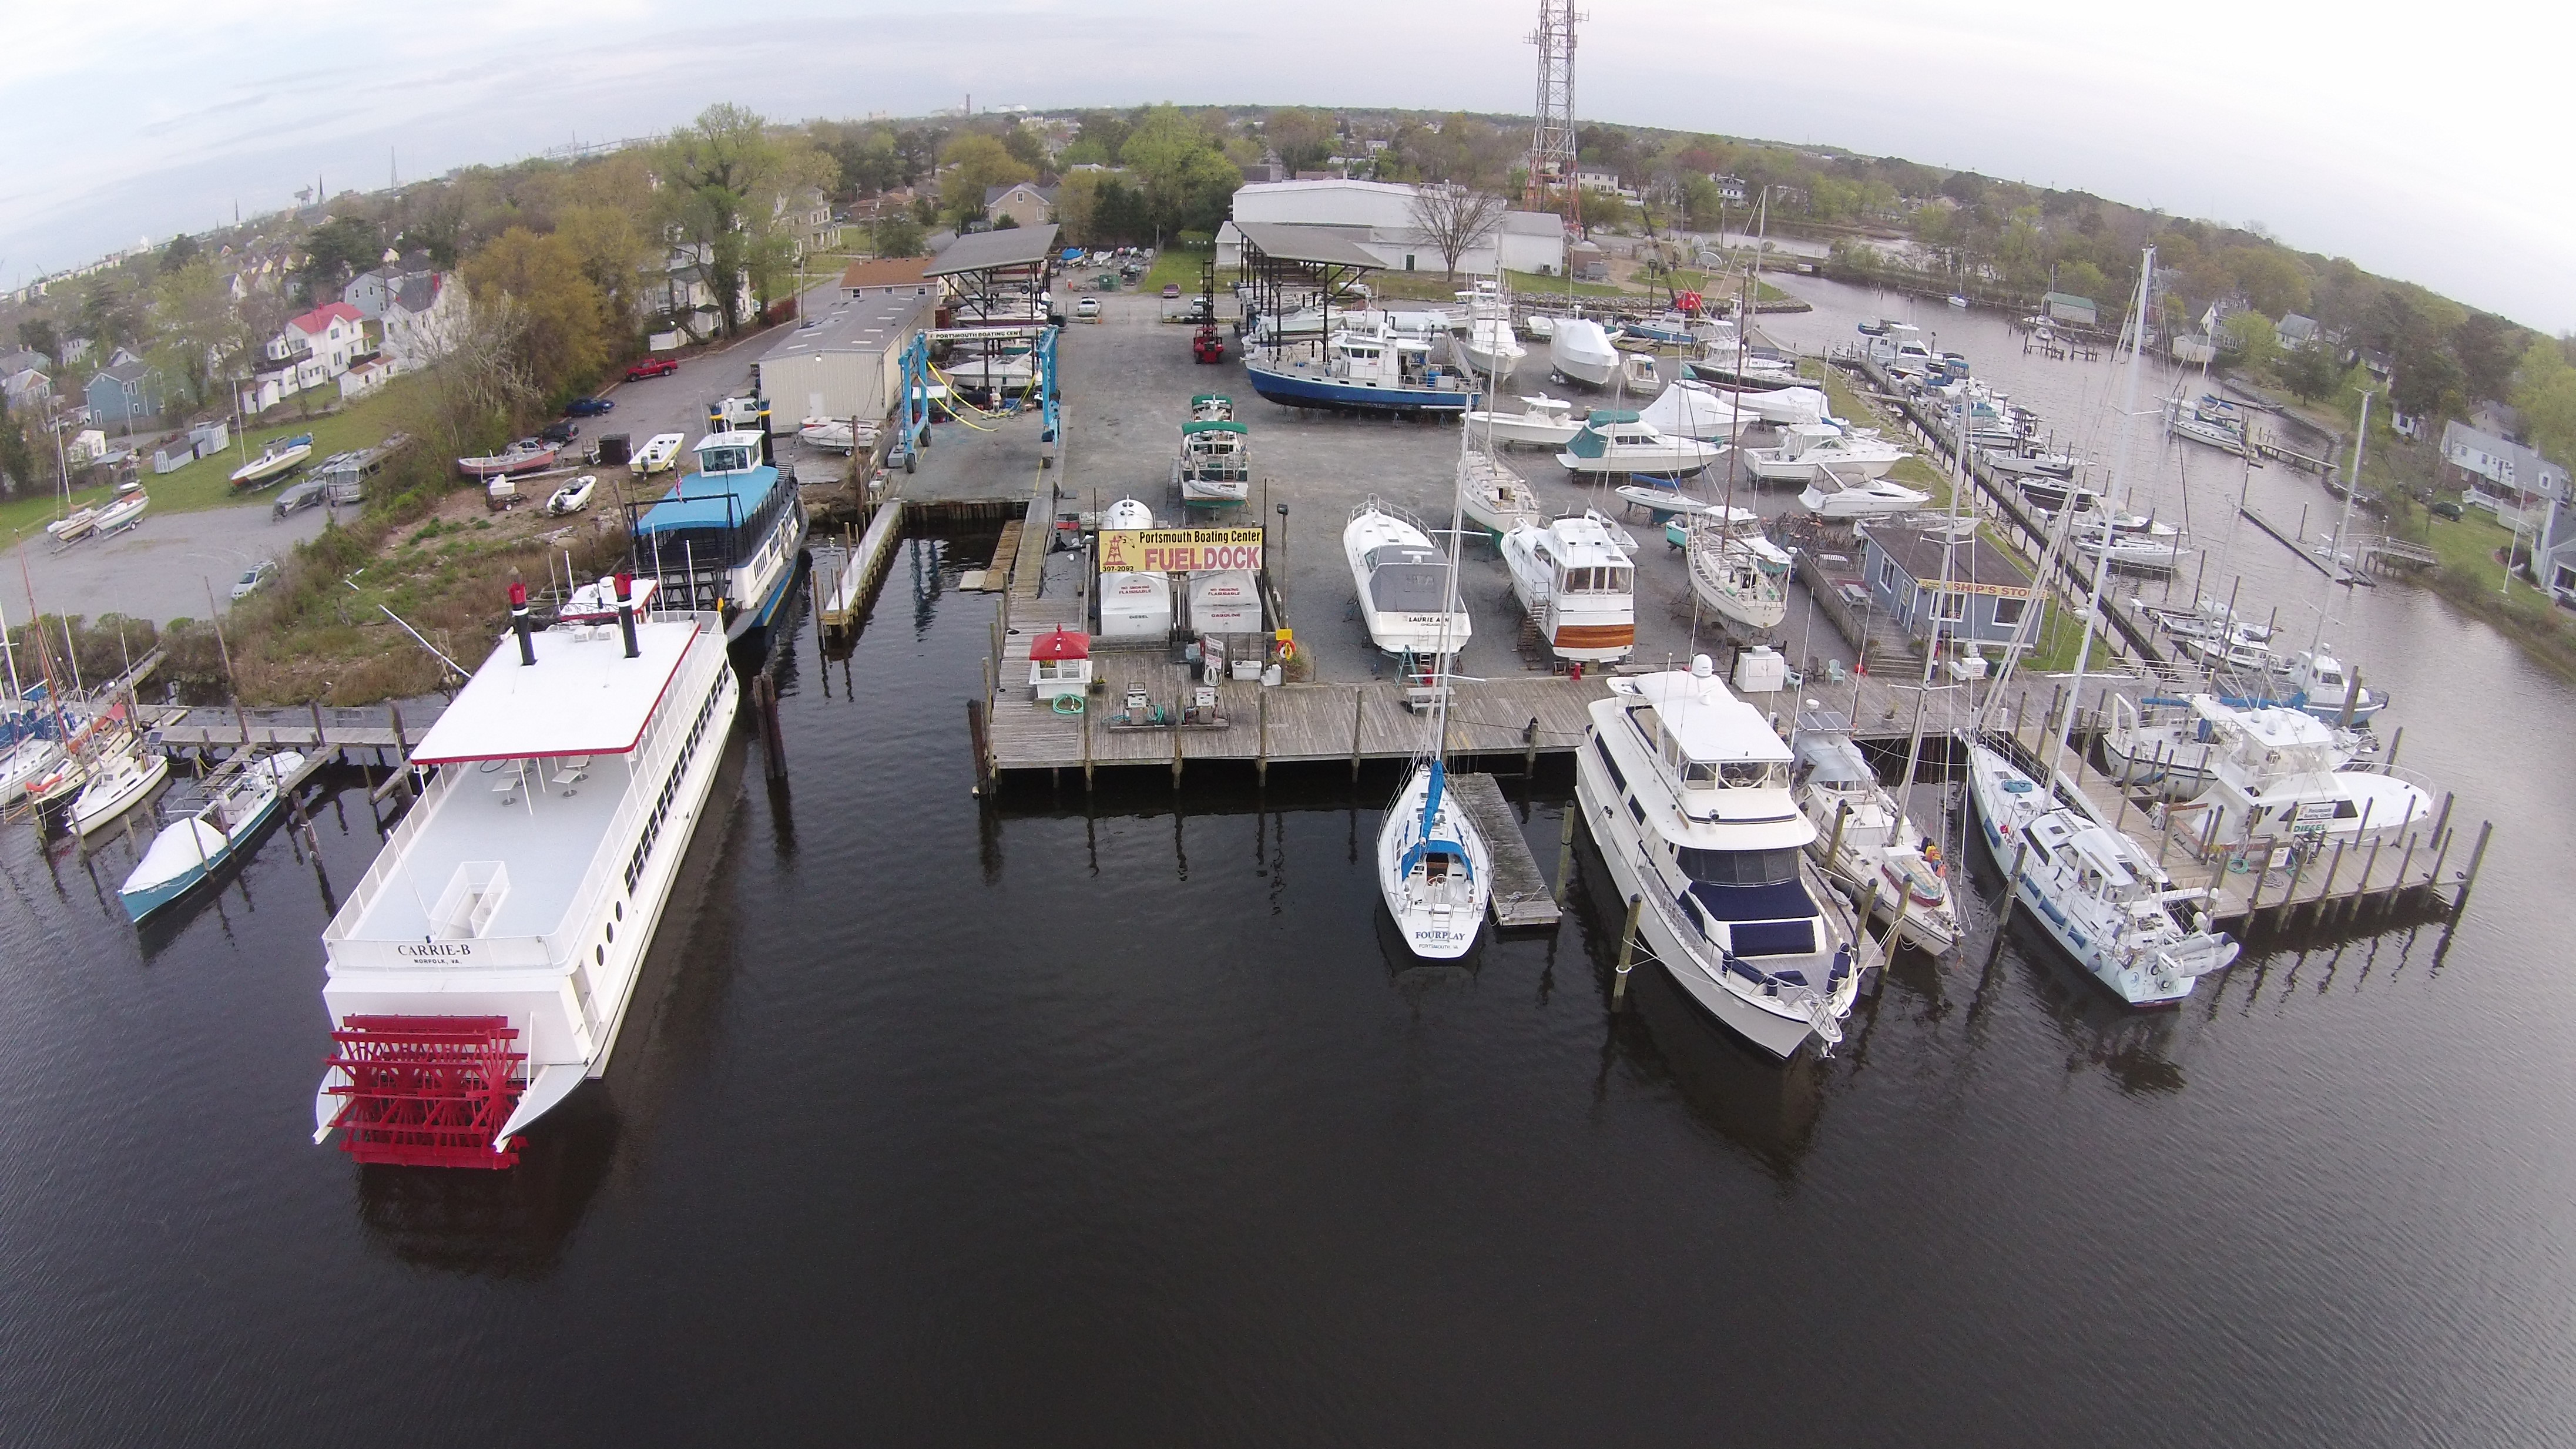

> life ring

[
  {"left": 1051, "top": 695, "right": 1085, "bottom": 715},
  {"left": 1276, "top": 639, "right": 1298, "bottom": 664}
]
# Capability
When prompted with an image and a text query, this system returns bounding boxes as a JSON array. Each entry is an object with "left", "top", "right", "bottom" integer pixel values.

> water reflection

[{"left": 353, "top": 1091, "right": 620, "bottom": 1279}]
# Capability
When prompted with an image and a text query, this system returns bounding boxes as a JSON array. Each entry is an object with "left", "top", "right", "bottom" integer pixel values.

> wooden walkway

[
  {"left": 1451, "top": 771, "right": 1561, "bottom": 929},
  {"left": 145, "top": 700, "right": 444, "bottom": 756}
]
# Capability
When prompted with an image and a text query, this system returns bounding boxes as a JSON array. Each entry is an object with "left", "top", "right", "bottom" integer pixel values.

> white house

[
  {"left": 2442, "top": 419, "right": 2570, "bottom": 528},
  {"left": 1219, "top": 179, "right": 1565, "bottom": 277},
  {"left": 241, "top": 301, "right": 370, "bottom": 412},
  {"left": 381, "top": 271, "right": 464, "bottom": 370}
]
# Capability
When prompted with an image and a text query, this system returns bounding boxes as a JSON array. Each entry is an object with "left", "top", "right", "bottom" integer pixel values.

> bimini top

[
  {"left": 1620, "top": 663, "right": 1792, "bottom": 766},
  {"left": 409, "top": 614, "right": 702, "bottom": 764},
  {"left": 1181, "top": 420, "right": 1247, "bottom": 437},
  {"left": 636, "top": 430, "right": 781, "bottom": 534}
]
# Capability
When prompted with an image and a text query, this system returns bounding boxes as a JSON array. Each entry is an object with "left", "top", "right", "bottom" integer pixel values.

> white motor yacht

[
  {"left": 1575, "top": 658, "right": 1864, "bottom": 1057},
  {"left": 2283, "top": 645, "right": 2387, "bottom": 724},
  {"left": 1743, "top": 422, "right": 1906, "bottom": 483},
  {"left": 2072, "top": 523, "right": 2190, "bottom": 572},
  {"left": 1466, "top": 395, "right": 1583, "bottom": 448},
  {"left": 1790, "top": 707, "right": 1960, "bottom": 954},
  {"left": 2178, "top": 700, "right": 2429, "bottom": 857},
  {"left": 1549, "top": 317, "right": 1620, "bottom": 388},
  {"left": 1799, "top": 469, "right": 1932, "bottom": 520},
  {"left": 1346, "top": 499, "right": 1473, "bottom": 656},
  {"left": 1174, "top": 417, "right": 1251, "bottom": 504},
  {"left": 1961, "top": 739, "right": 2238, "bottom": 1006},
  {"left": 313, "top": 575, "right": 737, "bottom": 1168},
  {"left": 1502, "top": 511, "right": 1636, "bottom": 663},
  {"left": 1557, "top": 411, "right": 1725, "bottom": 478}
]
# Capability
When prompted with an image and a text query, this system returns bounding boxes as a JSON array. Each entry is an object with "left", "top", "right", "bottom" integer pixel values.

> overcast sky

[{"left": 6, "top": 0, "right": 2569, "bottom": 331}]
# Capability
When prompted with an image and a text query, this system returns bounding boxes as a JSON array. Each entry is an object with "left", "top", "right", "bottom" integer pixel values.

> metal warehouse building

[{"left": 754, "top": 284, "right": 936, "bottom": 428}]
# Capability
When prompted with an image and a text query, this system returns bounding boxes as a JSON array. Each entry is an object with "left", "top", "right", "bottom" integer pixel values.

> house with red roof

[{"left": 241, "top": 301, "right": 374, "bottom": 414}]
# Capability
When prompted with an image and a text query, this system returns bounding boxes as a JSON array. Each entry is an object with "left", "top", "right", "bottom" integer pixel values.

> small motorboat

[
  {"left": 1620, "top": 351, "right": 1662, "bottom": 393},
  {"left": 71, "top": 744, "right": 170, "bottom": 836},
  {"left": 230, "top": 435, "right": 314, "bottom": 488},
  {"left": 1799, "top": 468, "right": 1932, "bottom": 520},
  {"left": 1742, "top": 422, "right": 1906, "bottom": 483},
  {"left": 798, "top": 417, "right": 857, "bottom": 452},
  {"left": 1175, "top": 417, "right": 1251, "bottom": 504},
  {"left": 545, "top": 475, "right": 598, "bottom": 515},
  {"left": 1467, "top": 395, "right": 1582, "bottom": 448},
  {"left": 118, "top": 750, "right": 306, "bottom": 922},
  {"left": 46, "top": 507, "right": 99, "bottom": 542},
  {"left": 92, "top": 488, "right": 149, "bottom": 534},
  {"left": 1549, "top": 317, "right": 1619, "bottom": 388},
  {"left": 632, "top": 432, "right": 687, "bottom": 477}
]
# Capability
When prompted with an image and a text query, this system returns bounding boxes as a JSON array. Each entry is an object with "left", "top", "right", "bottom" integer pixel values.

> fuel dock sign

[{"left": 1097, "top": 527, "right": 1265, "bottom": 573}]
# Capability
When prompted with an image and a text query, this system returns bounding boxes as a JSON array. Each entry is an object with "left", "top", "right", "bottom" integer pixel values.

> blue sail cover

[{"left": 1397, "top": 762, "right": 1475, "bottom": 880}]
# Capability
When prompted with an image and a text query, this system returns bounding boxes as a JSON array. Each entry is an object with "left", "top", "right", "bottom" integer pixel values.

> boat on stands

[
  {"left": 311, "top": 574, "right": 738, "bottom": 1168},
  {"left": 626, "top": 428, "right": 807, "bottom": 643},
  {"left": 1790, "top": 707, "right": 1960, "bottom": 954},
  {"left": 1799, "top": 468, "right": 1931, "bottom": 520},
  {"left": 1637, "top": 379, "right": 1755, "bottom": 442},
  {"left": 1685, "top": 524, "right": 1788, "bottom": 634},
  {"left": 1458, "top": 450, "right": 1544, "bottom": 539},
  {"left": 69, "top": 739, "right": 170, "bottom": 836},
  {"left": 1548, "top": 317, "right": 1620, "bottom": 389},
  {"left": 1575, "top": 658, "right": 1864, "bottom": 1057},
  {"left": 796, "top": 417, "right": 877, "bottom": 454},
  {"left": 230, "top": 434, "right": 314, "bottom": 488},
  {"left": 2165, "top": 392, "right": 2251, "bottom": 457},
  {"left": 1557, "top": 411, "right": 1725, "bottom": 478},
  {"left": 46, "top": 507, "right": 98, "bottom": 543},
  {"left": 1347, "top": 499, "right": 1473, "bottom": 656},
  {"left": 1742, "top": 422, "right": 1906, "bottom": 484},
  {"left": 456, "top": 439, "right": 560, "bottom": 481},
  {"left": 1960, "top": 738, "right": 2238, "bottom": 1005},
  {"left": 1174, "top": 416, "right": 1251, "bottom": 504},
  {"left": 1698, "top": 383, "right": 1830, "bottom": 428},
  {"left": 1453, "top": 284, "right": 1528, "bottom": 379},
  {"left": 1247, "top": 330, "right": 1479, "bottom": 415},
  {"left": 119, "top": 749, "right": 307, "bottom": 921},
  {"left": 1683, "top": 350, "right": 1803, "bottom": 391},
  {"left": 2071, "top": 521, "right": 2191, "bottom": 572},
  {"left": 1502, "top": 511, "right": 1636, "bottom": 663},
  {"left": 1466, "top": 395, "right": 1583, "bottom": 448}
]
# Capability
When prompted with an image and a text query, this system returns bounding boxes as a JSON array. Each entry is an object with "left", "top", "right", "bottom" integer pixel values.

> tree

[
  {"left": 2222, "top": 310, "right": 2279, "bottom": 373},
  {"left": 1122, "top": 105, "right": 1243, "bottom": 243},
  {"left": 80, "top": 276, "right": 142, "bottom": 355},
  {"left": 1410, "top": 186, "right": 1506, "bottom": 280},
  {"left": 1001, "top": 122, "right": 1048, "bottom": 173},
  {"left": 554, "top": 204, "right": 653, "bottom": 340},
  {"left": 2452, "top": 312, "right": 2521, "bottom": 402},
  {"left": 2226, "top": 246, "right": 2310, "bottom": 317},
  {"left": 1264, "top": 108, "right": 1334, "bottom": 175},
  {"left": 159, "top": 232, "right": 202, "bottom": 274},
  {"left": 461, "top": 227, "right": 608, "bottom": 395},
  {"left": 2514, "top": 338, "right": 2576, "bottom": 470},
  {"left": 300, "top": 214, "right": 385, "bottom": 298},
  {"left": 871, "top": 214, "right": 925, "bottom": 259},
  {"left": 939, "top": 133, "right": 1034, "bottom": 228},
  {"left": 147, "top": 260, "right": 240, "bottom": 412},
  {"left": 17, "top": 318, "right": 59, "bottom": 362},
  {"left": 658, "top": 104, "right": 814, "bottom": 336},
  {"left": 2390, "top": 344, "right": 2463, "bottom": 423},
  {"left": 1065, "top": 111, "right": 1132, "bottom": 167},
  {"left": 2282, "top": 343, "right": 2342, "bottom": 403},
  {"left": 0, "top": 394, "right": 35, "bottom": 499}
]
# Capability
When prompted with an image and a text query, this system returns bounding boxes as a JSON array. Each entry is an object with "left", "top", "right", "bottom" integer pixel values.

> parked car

[
  {"left": 229, "top": 559, "right": 278, "bottom": 601},
  {"left": 539, "top": 420, "right": 580, "bottom": 445},
  {"left": 624, "top": 357, "right": 680, "bottom": 381},
  {"left": 1161, "top": 283, "right": 1181, "bottom": 299},
  {"left": 564, "top": 396, "right": 616, "bottom": 417},
  {"left": 1075, "top": 297, "right": 1101, "bottom": 321},
  {"left": 271, "top": 479, "right": 326, "bottom": 518},
  {"left": 2430, "top": 496, "right": 2464, "bottom": 520}
]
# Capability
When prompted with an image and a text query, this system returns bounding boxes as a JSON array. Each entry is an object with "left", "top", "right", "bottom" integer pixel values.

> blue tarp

[{"left": 637, "top": 465, "right": 783, "bottom": 533}]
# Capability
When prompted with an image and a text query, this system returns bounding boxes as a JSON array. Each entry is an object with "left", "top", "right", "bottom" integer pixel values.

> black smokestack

[
  {"left": 615, "top": 572, "right": 639, "bottom": 659},
  {"left": 509, "top": 582, "right": 535, "bottom": 666}
]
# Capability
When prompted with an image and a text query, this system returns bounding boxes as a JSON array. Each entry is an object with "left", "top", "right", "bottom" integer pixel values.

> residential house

[
  {"left": 777, "top": 187, "right": 840, "bottom": 259},
  {"left": 2440, "top": 419, "right": 2570, "bottom": 527},
  {"left": 2538, "top": 497, "right": 2576, "bottom": 608},
  {"left": 381, "top": 271, "right": 462, "bottom": 369},
  {"left": 648, "top": 244, "right": 748, "bottom": 340},
  {"left": 1, "top": 361, "right": 48, "bottom": 411},
  {"left": 342, "top": 267, "right": 397, "bottom": 320},
  {"left": 0, "top": 347, "right": 49, "bottom": 379},
  {"left": 242, "top": 301, "right": 370, "bottom": 412},
  {"left": 2355, "top": 348, "right": 2394, "bottom": 383},
  {"left": 1574, "top": 167, "right": 1641, "bottom": 202},
  {"left": 339, "top": 357, "right": 396, "bottom": 401},
  {"left": 983, "top": 182, "right": 1056, "bottom": 230},
  {"left": 838, "top": 256, "right": 933, "bottom": 299},
  {"left": 85, "top": 361, "right": 162, "bottom": 430},
  {"left": 2276, "top": 312, "right": 2320, "bottom": 350},
  {"left": 67, "top": 428, "right": 108, "bottom": 464},
  {"left": 2042, "top": 291, "right": 2099, "bottom": 327},
  {"left": 1860, "top": 521, "right": 2041, "bottom": 650},
  {"left": 1710, "top": 175, "right": 1749, "bottom": 205}
]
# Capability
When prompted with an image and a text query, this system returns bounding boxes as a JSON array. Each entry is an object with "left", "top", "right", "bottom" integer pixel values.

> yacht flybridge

[
  {"left": 1577, "top": 658, "right": 1863, "bottom": 1058},
  {"left": 313, "top": 576, "right": 739, "bottom": 1168}
]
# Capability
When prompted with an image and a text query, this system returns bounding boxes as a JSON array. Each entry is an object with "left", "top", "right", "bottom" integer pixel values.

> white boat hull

[
  {"left": 1549, "top": 321, "right": 1619, "bottom": 388},
  {"left": 1377, "top": 765, "right": 1491, "bottom": 960}
]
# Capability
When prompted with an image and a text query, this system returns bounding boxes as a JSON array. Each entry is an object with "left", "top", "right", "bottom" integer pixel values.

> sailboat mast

[
  {"left": 2317, "top": 390, "right": 2372, "bottom": 639},
  {"left": 2051, "top": 246, "right": 2156, "bottom": 781},
  {"left": 1897, "top": 393, "right": 1968, "bottom": 815}
]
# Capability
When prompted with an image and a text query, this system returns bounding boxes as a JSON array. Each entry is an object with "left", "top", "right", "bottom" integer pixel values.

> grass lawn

[
  {"left": 2423, "top": 508, "right": 2514, "bottom": 593},
  {"left": 1142, "top": 245, "right": 1218, "bottom": 296},
  {"left": 1503, "top": 269, "right": 1628, "bottom": 300},
  {"left": 1, "top": 381, "right": 430, "bottom": 551}
]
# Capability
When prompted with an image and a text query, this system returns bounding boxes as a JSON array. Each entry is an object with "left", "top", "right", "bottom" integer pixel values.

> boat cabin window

[
  {"left": 1559, "top": 564, "right": 1630, "bottom": 593},
  {"left": 2315, "top": 668, "right": 2342, "bottom": 686},
  {"left": 1675, "top": 846, "right": 1801, "bottom": 887},
  {"left": 699, "top": 444, "right": 756, "bottom": 473}
]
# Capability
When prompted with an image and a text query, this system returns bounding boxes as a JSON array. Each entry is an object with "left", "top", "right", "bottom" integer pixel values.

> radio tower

[{"left": 1525, "top": 0, "right": 1584, "bottom": 214}]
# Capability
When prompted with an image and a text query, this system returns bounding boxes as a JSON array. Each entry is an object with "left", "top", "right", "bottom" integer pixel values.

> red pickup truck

[{"left": 624, "top": 356, "right": 680, "bottom": 381}]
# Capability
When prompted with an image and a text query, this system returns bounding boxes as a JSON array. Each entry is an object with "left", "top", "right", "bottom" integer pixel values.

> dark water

[{"left": 4, "top": 526, "right": 2572, "bottom": 1447}]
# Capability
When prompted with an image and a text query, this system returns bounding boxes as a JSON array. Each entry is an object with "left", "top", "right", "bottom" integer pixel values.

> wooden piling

[
  {"left": 1984, "top": 838, "right": 2031, "bottom": 971},
  {"left": 1256, "top": 687, "right": 1269, "bottom": 783},
  {"left": 965, "top": 699, "right": 990, "bottom": 795},
  {"left": 1612, "top": 894, "right": 1643, "bottom": 1005},
  {"left": 1081, "top": 698, "right": 1094, "bottom": 789},
  {"left": 1349, "top": 686, "right": 1364, "bottom": 780},
  {"left": 2452, "top": 820, "right": 2495, "bottom": 918},
  {"left": 1552, "top": 803, "right": 1577, "bottom": 906},
  {"left": 309, "top": 699, "right": 328, "bottom": 751}
]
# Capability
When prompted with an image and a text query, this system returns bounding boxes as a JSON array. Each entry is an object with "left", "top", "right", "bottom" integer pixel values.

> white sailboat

[
  {"left": 1685, "top": 524, "right": 1787, "bottom": 634},
  {"left": 1575, "top": 657, "right": 1864, "bottom": 1056},
  {"left": 1458, "top": 450, "right": 1543, "bottom": 539},
  {"left": 1791, "top": 707, "right": 1960, "bottom": 954},
  {"left": 69, "top": 740, "right": 170, "bottom": 836},
  {"left": 1377, "top": 421, "right": 1491, "bottom": 960}
]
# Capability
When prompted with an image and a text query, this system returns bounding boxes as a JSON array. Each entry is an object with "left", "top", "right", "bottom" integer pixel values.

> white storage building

[
  {"left": 1217, "top": 180, "right": 1567, "bottom": 277},
  {"left": 752, "top": 285, "right": 937, "bottom": 428}
]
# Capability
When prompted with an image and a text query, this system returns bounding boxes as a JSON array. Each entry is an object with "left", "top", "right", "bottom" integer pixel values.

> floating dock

[{"left": 1450, "top": 771, "right": 1561, "bottom": 930}]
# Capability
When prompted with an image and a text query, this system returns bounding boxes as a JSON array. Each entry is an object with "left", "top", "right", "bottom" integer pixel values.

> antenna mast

[{"left": 1525, "top": 0, "right": 1585, "bottom": 215}]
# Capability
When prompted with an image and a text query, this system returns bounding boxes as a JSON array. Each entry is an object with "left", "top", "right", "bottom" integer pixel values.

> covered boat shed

[{"left": 1230, "top": 222, "right": 1383, "bottom": 357}]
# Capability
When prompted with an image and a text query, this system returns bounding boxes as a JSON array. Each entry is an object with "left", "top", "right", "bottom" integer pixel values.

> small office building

[{"left": 1859, "top": 521, "right": 2041, "bottom": 649}]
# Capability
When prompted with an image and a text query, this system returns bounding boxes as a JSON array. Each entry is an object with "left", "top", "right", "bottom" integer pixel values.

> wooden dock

[
  {"left": 815, "top": 497, "right": 908, "bottom": 631},
  {"left": 1450, "top": 771, "right": 1561, "bottom": 929},
  {"left": 145, "top": 700, "right": 444, "bottom": 759}
]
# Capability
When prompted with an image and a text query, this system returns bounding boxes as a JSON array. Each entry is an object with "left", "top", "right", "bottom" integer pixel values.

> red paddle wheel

[{"left": 325, "top": 1016, "right": 528, "bottom": 1169}]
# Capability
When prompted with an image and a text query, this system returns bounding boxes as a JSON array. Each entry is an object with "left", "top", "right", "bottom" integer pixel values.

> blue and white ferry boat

[{"left": 628, "top": 426, "right": 807, "bottom": 642}]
